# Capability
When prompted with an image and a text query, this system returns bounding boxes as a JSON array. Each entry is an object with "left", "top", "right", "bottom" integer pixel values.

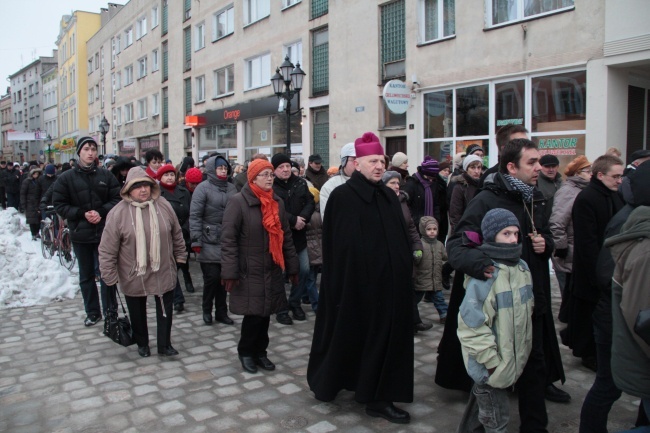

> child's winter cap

[
  {"left": 481, "top": 208, "right": 520, "bottom": 242},
  {"left": 419, "top": 216, "right": 439, "bottom": 234}
]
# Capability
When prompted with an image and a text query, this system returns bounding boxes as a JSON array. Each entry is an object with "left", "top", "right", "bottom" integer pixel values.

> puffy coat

[
  {"left": 52, "top": 164, "right": 121, "bottom": 244},
  {"left": 548, "top": 175, "right": 588, "bottom": 273},
  {"left": 272, "top": 173, "right": 315, "bottom": 252},
  {"left": 413, "top": 237, "right": 447, "bottom": 292},
  {"left": 449, "top": 173, "right": 480, "bottom": 237},
  {"left": 20, "top": 169, "right": 42, "bottom": 224},
  {"left": 306, "top": 203, "right": 323, "bottom": 266},
  {"left": 160, "top": 184, "right": 192, "bottom": 247},
  {"left": 189, "top": 155, "right": 236, "bottom": 262},
  {"left": 98, "top": 167, "right": 186, "bottom": 297},
  {"left": 220, "top": 183, "right": 299, "bottom": 317},
  {"left": 458, "top": 258, "right": 534, "bottom": 389}
]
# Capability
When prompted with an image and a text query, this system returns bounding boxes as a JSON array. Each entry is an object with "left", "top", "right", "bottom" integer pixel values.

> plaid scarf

[{"left": 503, "top": 174, "right": 535, "bottom": 202}]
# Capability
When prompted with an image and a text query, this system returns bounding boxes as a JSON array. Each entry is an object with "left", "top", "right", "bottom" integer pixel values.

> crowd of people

[{"left": 1, "top": 130, "right": 649, "bottom": 431}]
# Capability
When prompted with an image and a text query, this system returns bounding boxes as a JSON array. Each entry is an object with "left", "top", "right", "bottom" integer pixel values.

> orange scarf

[{"left": 249, "top": 182, "right": 285, "bottom": 270}]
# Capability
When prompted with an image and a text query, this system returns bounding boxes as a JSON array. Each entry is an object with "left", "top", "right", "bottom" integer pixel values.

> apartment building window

[
  {"left": 244, "top": 0, "right": 270, "bottom": 26},
  {"left": 111, "top": 38, "right": 116, "bottom": 68},
  {"left": 283, "top": 0, "right": 300, "bottom": 8},
  {"left": 312, "top": 27, "right": 328, "bottom": 95},
  {"left": 312, "top": 108, "right": 330, "bottom": 165},
  {"left": 489, "top": 0, "right": 574, "bottom": 27},
  {"left": 111, "top": 73, "right": 116, "bottom": 103},
  {"left": 184, "top": 78, "right": 192, "bottom": 114},
  {"left": 152, "top": 93, "right": 160, "bottom": 116},
  {"left": 72, "top": 108, "right": 77, "bottom": 131},
  {"left": 381, "top": 0, "right": 405, "bottom": 80},
  {"left": 195, "top": 75, "right": 205, "bottom": 103},
  {"left": 136, "top": 16, "right": 147, "bottom": 39},
  {"left": 162, "top": 41, "right": 169, "bottom": 81},
  {"left": 29, "top": 84, "right": 34, "bottom": 96},
  {"left": 420, "top": 0, "right": 455, "bottom": 43},
  {"left": 71, "top": 33, "right": 75, "bottom": 54},
  {"left": 138, "top": 98, "right": 147, "bottom": 120},
  {"left": 184, "top": 0, "right": 191, "bottom": 20},
  {"left": 95, "top": 53, "right": 100, "bottom": 70},
  {"left": 116, "top": 107, "right": 122, "bottom": 125},
  {"left": 162, "top": 87, "right": 169, "bottom": 128},
  {"left": 124, "top": 27, "right": 133, "bottom": 47},
  {"left": 88, "top": 58, "right": 94, "bottom": 74},
  {"left": 35, "top": 104, "right": 39, "bottom": 116},
  {"left": 152, "top": 6, "right": 159, "bottom": 28},
  {"left": 101, "top": 80, "right": 105, "bottom": 108},
  {"left": 214, "top": 65, "right": 234, "bottom": 97},
  {"left": 116, "top": 71, "right": 122, "bottom": 89},
  {"left": 125, "top": 103, "right": 134, "bottom": 123},
  {"left": 162, "top": 0, "right": 168, "bottom": 35},
  {"left": 116, "top": 35, "right": 121, "bottom": 54},
  {"left": 152, "top": 49, "right": 159, "bottom": 72},
  {"left": 125, "top": 65, "right": 134, "bottom": 85},
  {"left": 100, "top": 48, "right": 105, "bottom": 75},
  {"left": 89, "top": 88, "right": 94, "bottom": 104},
  {"left": 89, "top": 117, "right": 95, "bottom": 133},
  {"left": 213, "top": 6, "right": 234, "bottom": 41},
  {"left": 138, "top": 56, "right": 148, "bottom": 79},
  {"left": 184, "top": 27, "right": 191, "bottom": 71},
  {"left": 70, "top": 67, "right": 76, "bottom": 92},
  {"left": 245, "top": 52, "right": 270, "bottom": 90},
  {"left": 195, "top": 22, "right": 205, "bottom": 51},
  {"left": 95, "top": 84, "right": 100, "bottom": 101},
  {"left": 311, "top": 0, "right": 328, "bottom": 19},
  {"left": 285, "top": 41, "right": 302, "bottom": 67}
]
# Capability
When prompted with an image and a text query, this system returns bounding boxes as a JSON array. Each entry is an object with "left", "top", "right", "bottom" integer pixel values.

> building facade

[
  {"left": 81, "top": 0, "right": 650, "bottom": 169},
  {"left": 1, "top": 92, "right": 12, "bottom": 161},
  {"left": 41, "top": 64, "right": 59, "bottom": 162}
]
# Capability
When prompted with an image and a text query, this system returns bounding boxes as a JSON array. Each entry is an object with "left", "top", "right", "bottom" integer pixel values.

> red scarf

[{"left": 249, "top": 182, "right": 285, "bottom": 270}]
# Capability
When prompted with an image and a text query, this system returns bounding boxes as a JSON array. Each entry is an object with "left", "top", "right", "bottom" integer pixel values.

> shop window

[
  {"left": 532, "top": 70, "right": 585, "bottom": 132},
  {"left": 381, "top": 97, "right": 406, "bottom": 129},
  {"left": 495, "top": 79, "right": 525, "bottom": 130},
  {"left": 200, "top": 124, "right": 237, "bottom": 151},
  {"left": 456, "top": 84, "right": 489, "bottom": 137},
  {"left": 424, "top": 90, "right": 453, "bottom": 139}
]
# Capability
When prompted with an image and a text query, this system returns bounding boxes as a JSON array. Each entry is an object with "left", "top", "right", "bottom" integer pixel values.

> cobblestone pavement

[{"left": 0, "top": 261, "right": 643, "bottom": 433}]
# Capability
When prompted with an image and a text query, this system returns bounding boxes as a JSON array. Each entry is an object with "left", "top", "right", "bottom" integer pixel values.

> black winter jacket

[
  {"left": 160, "top": 185, "right": 192, "bottom": 247},
  {"left": 402, "top": 171, "right": 441, "bottom": 230},
  {"left": 20, "top": 173, "right": 42, "bottom": 224},
  {"left": 273, "top": 173, "right": 315, "bottom": 252},
  {"left": 52, "top": 164, "right": 121, "bottom": 243},
  {"left": 4, "top": 168, "right": 22, "bottom": 194}
]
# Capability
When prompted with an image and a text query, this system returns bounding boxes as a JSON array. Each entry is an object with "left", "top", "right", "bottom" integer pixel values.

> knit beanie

[
  {"left": 247, "top": 159, "right": 274, "bottom": 183},
  {"left": 184, "top": 167, "right": 203, "bottom": 184},
  {"left": 419, "top": 216, "right": 439, "bottom": 234},
  {"left": 438, "top": 160, "right": 451, "bottom": 173},
  {"left": 419, "top": 156, "right": 440, "bottom": 176},
  {"left": 465, "top": 144, "right": 484, "bottom": 156},
  {"left": 463, "top": 154, "right": 483, "bottom": 172},
  {"left": 354, "top": 132, "right": 384, "bottom": 157},
  {"left": 271, "top": 153, "right": 292, "bottom": 169},
  {"left": 155, "top": 164, "right": 176, "bottom": 181},
  {"left": 391, "top": 152, "right": 408, "bottom": 168},
  {"left": 481, "top": 208, "right": 520, "bottom": 243},
  {"left": 381, "top": 170, "right": 402, "bottom": 184},
  {"left": 564, "top": 155, "right": 591, "bottom": 177},
  {"left": 76, "top": 136, "right": 97, "bottom": 155},
  {"left": 44, "top": 164, "right": 56, "bottom": 175}
]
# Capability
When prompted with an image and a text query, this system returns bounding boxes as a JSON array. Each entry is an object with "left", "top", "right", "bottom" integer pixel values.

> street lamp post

[
  {"left": 271, "top": 56, "right": 305, "bottom": 156},
  {"left": 99, "top": 116, "right": 110, "bottom": 156},
  {"left": 46, "top": 134, "right": 52, "bottom": 163}
]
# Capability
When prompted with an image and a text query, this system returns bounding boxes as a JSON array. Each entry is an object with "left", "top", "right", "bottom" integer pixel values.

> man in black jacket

[
  {"left": 271, "top": 153, "right": 315, "bottom": 325},
  {"left": 444, "top": 139, "right": 566, "bottom": 433},
  {"left": 53, "top": 137, "right": 121, "bottom": 327},
  {"left": 304, "top": 154, "right": 329, "bottom": 191},
  {"left": 5, "top": 162, "right": 22, "bottom": 210},
  {"left": 0, "top": 160, "right": 7, "bottom": 209}
]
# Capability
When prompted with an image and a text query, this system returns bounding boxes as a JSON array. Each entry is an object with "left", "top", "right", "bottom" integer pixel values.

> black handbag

[
  {"left": 634, "top": 308, "right": 650, "bottom": 346},
  {"left": 104, "top": 286, "right": 135, "bottom": 347}
]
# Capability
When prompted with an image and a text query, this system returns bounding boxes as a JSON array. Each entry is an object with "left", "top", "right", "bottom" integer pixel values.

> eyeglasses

[
  {"left": 603, "top": 173, "right": 623, "bottom": 180},
  {"left": 256, "top": 172, "right": 275, "bottom": 179},
  {"left": 579, "top": 168, "right": 592, "bottom": 174}
]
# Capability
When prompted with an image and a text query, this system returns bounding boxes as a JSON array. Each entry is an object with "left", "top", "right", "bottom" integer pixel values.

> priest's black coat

[{"left": 307, "top": 170, "right": 414, "bottom": 404}]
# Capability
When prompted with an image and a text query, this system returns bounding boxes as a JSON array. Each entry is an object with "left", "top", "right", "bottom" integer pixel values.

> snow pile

[{"left": 0, "top": 208, "right": 79, "bottom": 309}]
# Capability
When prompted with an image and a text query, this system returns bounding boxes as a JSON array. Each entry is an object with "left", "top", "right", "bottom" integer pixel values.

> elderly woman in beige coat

[{"left": 99, "top": 166, "right": 186, "bottom": 358}]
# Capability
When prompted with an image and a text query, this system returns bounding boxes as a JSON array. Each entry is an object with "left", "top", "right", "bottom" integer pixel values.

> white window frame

[
  {"left": 116, "top": 106, "right": 122, "bottom": 125},
  {"left": 88, "top": 88, "right": 94, "bottom": 104},
  {"left": 116, "top": 71, "right": 122, "bottom": 89},
  {"left": 214, "top": 64, "right": 234, "bottom": 97},
  {"left": 151, "top": 6, "right": 159, "bottom": 28},
  {"left": 195, "top": 22, "right": 205, "bottom": 51},
  {"left": 282, "top": 0, "right": 301, "bottom": 8},
  {"left": 137, "top": 98, "right": 148, "bottom": 120},
  {"left": 138, "top": 56, "right": 148, "bottom": 79},
  {"left": 486, "top": 0, "right": 574, "bottom": 28},
  {"left": 125, "top": 65, "right": 134, "bottom": 86},
  {"left": 213, "top": 6, "right": 234, "bottom": 41},
  {"left": 152, "top": 49, "right": 159, "bottom": 72},
  {"left": 284, "top": 41, "right": 303, "bottom": 67},
  {"left": 125, "top": 103, "right": 134, "bottom": 123},
  {"left": 136, "top": 16, "right": 148, "bottom": 39},
  {"left": 243, "top": 0, "right": 270, "bottom": 26},
  {"left": 419, "top": 0, "right": 456, "bottom": 43},
  {"left": 124, "top": 27, "right": 133, "bottom": 47},
  {"left": 195, "top": 75, "right": 206, "bottom": 102},
  {"left": 244, "top": 52, "right": 270, "bottom": 90},
  {"left": 152, "top": 93, "right": 160, "bottom": 116}
]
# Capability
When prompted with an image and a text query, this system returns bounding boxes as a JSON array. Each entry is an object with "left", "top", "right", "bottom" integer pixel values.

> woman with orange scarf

[{"left": 220, "top": 158, "right": 299, "bottom": 373}]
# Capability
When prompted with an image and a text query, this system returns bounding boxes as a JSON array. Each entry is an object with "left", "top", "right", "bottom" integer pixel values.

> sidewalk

[{"left": 0, "top": 262, "right": 642, "bottom": 433}]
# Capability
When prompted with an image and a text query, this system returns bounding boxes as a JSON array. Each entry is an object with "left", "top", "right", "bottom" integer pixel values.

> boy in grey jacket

[{"left": 457, "top": 208, "right": 534, "bottom": 433}]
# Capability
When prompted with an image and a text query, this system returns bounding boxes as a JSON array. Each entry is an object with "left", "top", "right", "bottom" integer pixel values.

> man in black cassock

[{"left": 307, "top": 132, "right": 414, "bottom": 424}]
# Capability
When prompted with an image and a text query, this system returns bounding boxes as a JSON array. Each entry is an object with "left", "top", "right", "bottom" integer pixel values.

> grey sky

[{"left": 0, "top": 0, "right": 120, "bottom": 93}]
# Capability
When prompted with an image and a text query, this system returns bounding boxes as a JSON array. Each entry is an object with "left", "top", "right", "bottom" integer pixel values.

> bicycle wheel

[
  {"left": 40, "top": 222, "right": 54, "bottom": 259},
  {"left": 58, "top": 228, "right": 77, "bottom": 271}
]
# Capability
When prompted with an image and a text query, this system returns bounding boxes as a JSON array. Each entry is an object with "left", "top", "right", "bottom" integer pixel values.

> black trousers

[
  {"left": 515, "top": 312, "right": 548, "bottom": 433},
  {"left": 125, "top": 290, "right": 173, "bottom": 348},
  {"left": 0, "top": 186, "right": 6, "bottom": 209},
  {"left": 200, "top": 262, "right": 227, "bottom": 317},
  {"left": 238, "top": 315, "right": 270, "bottom": 358}
]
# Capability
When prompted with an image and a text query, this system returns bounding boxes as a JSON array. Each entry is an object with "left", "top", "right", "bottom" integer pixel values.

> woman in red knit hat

[{"left": 220, "top": 159, "right": 299, "bottom": 373}]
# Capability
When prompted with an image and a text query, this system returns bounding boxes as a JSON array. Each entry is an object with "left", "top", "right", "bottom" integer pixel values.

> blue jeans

[
  {"left": 73, "top": 242, "right": 114, "bottom": 317},
  {"left": 304, "top": 265, "right": 319, "bottom": 311},
  {"left": 431, "top": 290, "right": 448, "bottom": 318},
  {"left": 285, "top": 247, "right": 309, "bottom": 310},
  {"left": 617, "top": 399, "right": 650, "bottom": 432},
  {"left": 458, "top": 383, "right": 510, "bottom": 433}
]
